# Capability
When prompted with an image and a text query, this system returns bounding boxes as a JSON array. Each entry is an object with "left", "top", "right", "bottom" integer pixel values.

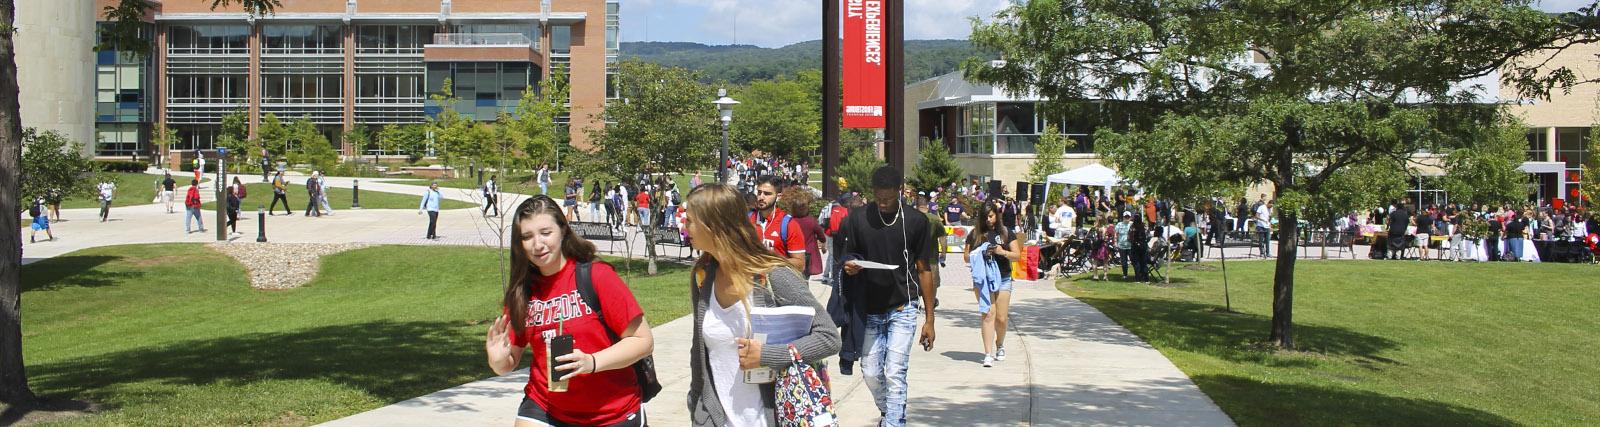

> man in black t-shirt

[
  {"left": 837, "top": 166, "right": 937, "bottom": 427},
  {"left": 1387, "top": 203, "right": 1411, "bottom": 258}
]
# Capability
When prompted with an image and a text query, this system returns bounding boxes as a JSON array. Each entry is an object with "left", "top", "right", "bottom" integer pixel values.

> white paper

[
  {"left": 850, "top": 260, "right": 900, "bottom": 270},
  {"left": 748, "top": 305, "right": 816, "bottom": 345}
]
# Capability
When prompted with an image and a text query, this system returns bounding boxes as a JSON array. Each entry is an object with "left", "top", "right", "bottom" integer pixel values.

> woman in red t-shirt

[{"left": 486, "top": 195, "right": 656, "bottom": 427}]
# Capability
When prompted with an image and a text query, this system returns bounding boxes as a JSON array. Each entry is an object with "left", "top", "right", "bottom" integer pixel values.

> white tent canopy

[{"left": 1045, "top": 163, "right": 1123, "bottom": 187}]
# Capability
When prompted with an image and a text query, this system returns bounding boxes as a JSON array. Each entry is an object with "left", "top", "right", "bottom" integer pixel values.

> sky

[{"left": 618, "top": 0, "right": 1598, "bottom": 48}]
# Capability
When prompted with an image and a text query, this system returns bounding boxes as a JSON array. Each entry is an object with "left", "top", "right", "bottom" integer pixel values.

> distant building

[{"left": 83, "top": 0, "right": 618, "bottom": 165}]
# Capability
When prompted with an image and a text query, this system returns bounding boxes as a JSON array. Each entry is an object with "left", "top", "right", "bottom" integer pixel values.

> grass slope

[
  {"left": 1059, "top": 260, "right": 1599, "bottom": 426},
  {"left": 15, "top": 244, "right": 690, "bottom": 426}
]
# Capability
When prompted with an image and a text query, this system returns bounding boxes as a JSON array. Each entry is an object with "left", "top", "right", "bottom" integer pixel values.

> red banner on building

[{"left": 842, "top": 0, "right": 885, "bottom": 128}]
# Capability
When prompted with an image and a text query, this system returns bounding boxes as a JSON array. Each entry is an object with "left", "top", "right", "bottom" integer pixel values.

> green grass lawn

[
  {"left": 1059, "top": 260, "right": 1599, "bottom": 426},
  {"left": 12, "top": 244, "right": 690, "bottom": 426},
  {"left": 199, "top": 182, "right": 474, "bottom": 211},
  {"left": 57, "top": 173, "right": 210, "bottom": 210}
]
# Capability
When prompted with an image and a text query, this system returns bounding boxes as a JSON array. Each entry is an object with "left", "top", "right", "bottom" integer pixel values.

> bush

[
  {"left": 95, "top": 160, "right": 147, "bottom": 173},
  {"left": 330, "top": 160, "right": 384, "bottom": 178}
]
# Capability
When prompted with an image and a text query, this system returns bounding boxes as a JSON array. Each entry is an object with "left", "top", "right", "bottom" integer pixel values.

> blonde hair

[{"left": 686, "top": 184, "right": 792, "bottom": 297}]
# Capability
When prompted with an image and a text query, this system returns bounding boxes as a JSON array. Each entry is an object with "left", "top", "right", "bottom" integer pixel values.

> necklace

[{"left": 878, "top": 206, "right": 900, "bottom": 227}]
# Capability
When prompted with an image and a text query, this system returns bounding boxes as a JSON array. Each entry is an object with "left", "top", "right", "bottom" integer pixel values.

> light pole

[
  {"left": 713, "top": 88, "right": 740, "bottom": 184},
  {"left": 215, "top": 148, "right": 227, "bottom": 242}
]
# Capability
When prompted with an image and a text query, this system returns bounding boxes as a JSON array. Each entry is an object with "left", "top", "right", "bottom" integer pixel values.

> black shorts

[{"left": 517, "top": 397, "right": 645, "bottom": 427}]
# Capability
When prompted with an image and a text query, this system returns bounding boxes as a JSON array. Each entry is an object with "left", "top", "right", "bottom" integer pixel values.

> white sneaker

[
  {"left": 996, "top": 346, "right": 1007, "bottom": 361},
  {"left": 982, "top": 354, "right": 995, "bottom": 367}
]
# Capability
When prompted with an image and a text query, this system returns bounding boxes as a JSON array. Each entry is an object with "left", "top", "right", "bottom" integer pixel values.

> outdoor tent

[{"left": 1043, "top": 163, "right": 1124, "bottom": 200}]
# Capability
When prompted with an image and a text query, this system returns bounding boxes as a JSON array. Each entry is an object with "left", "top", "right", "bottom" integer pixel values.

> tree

[
  {"left": 257, "top": 112, "right": 288, "bottom": 156},
  {"left": 4, "top": 0, "right": 284, "bottom": 406},
  {"left": 288, "top": 116, "right": 335, "bottom": 171},
  {"left": 909, "top": 138, "right": 962, "bottom": 192},
  {"left": 578, "top": 59, "right": 718, "bottom": 275},
  {"left": 1583, "top": 126, "right": 1600, "bottom": 207},
  {"left": 967, "top": 0, "right": 1600, "bottom": 349},
  {"left": 428, "top": 77, "right": 471, "bottom": 167},
  {"left": 1025, "top": 124, "right": 1072, "bottom": 184},
  {"left": 151, "top": 124, "right": 176, "bottom": 169},
  {"left": 20, "top": 128, "right": 98, "bottom": 205},
  {"left": 342, "top": 124, "right": 370, "bottom": 163},
  {"left": 378, "top": 123, "right": 426, "bottom": 164},
  {"left": 501, "top": 70, "right": 569, "bottom": 171},
  {"left": 1441, "top": 115, "right": 1533, "bottom": 208},
  {"left": 215, "top": 108, "right": 251, "bottom": 171},
  {"left": 836, "top": 140, "right": 882, "bottom": 194},
  {"left": 729, "top": 74, "right": 819, "bottom": 160}
]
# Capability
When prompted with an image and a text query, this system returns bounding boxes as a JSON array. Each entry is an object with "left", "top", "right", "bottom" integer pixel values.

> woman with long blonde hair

[{"left": 685, "top": 184, "right": 840, "bottom": 427}]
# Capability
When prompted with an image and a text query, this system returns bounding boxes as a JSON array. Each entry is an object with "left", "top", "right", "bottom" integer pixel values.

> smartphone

[{"left": 546, "top": 334, "right": 575, "bottom": 392}]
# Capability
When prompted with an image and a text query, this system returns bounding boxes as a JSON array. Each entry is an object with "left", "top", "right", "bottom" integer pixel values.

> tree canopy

[
  {"left": 967, "top": 0, "right": 1600, "bottom": 348},
  {"left": 729, "top": 71, "right": 821, "bottom": 160}
]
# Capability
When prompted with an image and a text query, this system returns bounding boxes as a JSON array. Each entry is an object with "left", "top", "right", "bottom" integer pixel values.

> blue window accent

[
  {"left": 423, "top": 106, "right": 442, "bottom": 116},
  {"left": 98, "top": 115, "right": 115, "bottom": 122},
  {"left": 97, "top": 50, "right": 117, "bottom": 65},
  {"left": 118, "top": 102, "right": 140, "bottom": 109},
  {"left": 475, "top": 98, "right": 496, "bottom": 107}
]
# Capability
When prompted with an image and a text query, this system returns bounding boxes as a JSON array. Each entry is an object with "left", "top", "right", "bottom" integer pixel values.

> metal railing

[{"left": 431, "top": 33, "right": 533, "bottom": 46}]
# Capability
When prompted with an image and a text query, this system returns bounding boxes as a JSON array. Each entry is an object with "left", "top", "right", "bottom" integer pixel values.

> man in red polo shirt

[{"left": 749, "top": 175, "right": 807, "bottom": 271}]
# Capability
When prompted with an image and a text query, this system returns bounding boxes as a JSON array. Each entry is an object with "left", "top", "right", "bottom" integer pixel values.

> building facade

[{"left": 93, "top": 0, "right": 618, "bottom": 163}]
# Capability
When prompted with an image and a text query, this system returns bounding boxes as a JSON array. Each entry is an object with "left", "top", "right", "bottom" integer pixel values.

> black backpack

[
  {"left": 28, "top": 199, "right": 41, "bottom": 218},
  {"left": 573, "top": 261, "right": 662, "bottom": 402}
]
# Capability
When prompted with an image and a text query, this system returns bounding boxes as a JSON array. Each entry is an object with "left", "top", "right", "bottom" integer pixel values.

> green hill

[{"left": 619, "top": 39, "right": 998, "bottom": 84}]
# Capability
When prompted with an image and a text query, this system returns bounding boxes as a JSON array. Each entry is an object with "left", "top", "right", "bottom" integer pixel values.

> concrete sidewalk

[{"left": 322, "top": 258, "right": 1234, "bottom": 427}]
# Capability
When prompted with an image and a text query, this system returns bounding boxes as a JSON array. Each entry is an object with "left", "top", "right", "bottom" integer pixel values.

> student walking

[
  {"left": 967, "top": 201, "right": 1020, "bottom": 367},
  {"left": 161, "top": 172, "right": 177, "bottom": 213},
  {"left": 684, "top": 184, "right": 840, "bottom": 426},
  {"left": 304, "top": 173, "right": 322, "bottom": 217},
  {"left": 226, "top": 178, "right": 242, "bottom": 236},
  {"left": 588, "top": 181, "right": 603, "bottom": 221},
  {"left": 96, "top": 179, "right": 115, "bottom": 222},
  {"left": 28, "top": 196, "right": 53, "bottom": 243},
  {"left": 537, "top": 163, "right": 552, "bottom": 195},
  {"left": 419, "top": 181, "right": 442, "bottom": 239},
  {"left": 259, "top": 148, "right": 271, "bottom": 182},
  {"left": 835, "top": 166, "right": 939, "bottom": 427},
  {"left": 483, "top": 175, "right": 501, "bottom": 217},
  {"left": 485, "top": 195, "right": 655, "bottom": 427},
  {"left": 269, "top": 171, "right": 291, "bottom": 215},
  {"left": 317, "top": 171, "right": 334, "bottom": 216},
  {"left": 184, "top": 179, "right": 205, "bottom": 233}
]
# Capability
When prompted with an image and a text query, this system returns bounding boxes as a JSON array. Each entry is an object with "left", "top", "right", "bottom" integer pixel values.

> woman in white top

[{"left": 685, "top": 184, "right": 840, "bottom": 427}]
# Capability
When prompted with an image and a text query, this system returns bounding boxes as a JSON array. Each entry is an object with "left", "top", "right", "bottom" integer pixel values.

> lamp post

[
  {"left": 712, "top": 88, "right": 740, "bottom": 184},
  {"left": 215, "top": 148, "right": 227, "bottom": 241}
]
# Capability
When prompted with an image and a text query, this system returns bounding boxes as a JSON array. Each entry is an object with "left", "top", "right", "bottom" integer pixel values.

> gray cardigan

[{"left": 688, "top": 262, "right": 840, "bottom": 426}]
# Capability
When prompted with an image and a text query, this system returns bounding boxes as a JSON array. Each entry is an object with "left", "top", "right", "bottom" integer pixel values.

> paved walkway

[{"left": 18, "top": 174, "right": 1234, "bottom": 426}]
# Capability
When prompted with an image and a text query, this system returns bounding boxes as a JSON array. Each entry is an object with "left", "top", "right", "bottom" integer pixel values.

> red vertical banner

[{"left": 842, "top": 0, "right": 886, "bottom": 128}]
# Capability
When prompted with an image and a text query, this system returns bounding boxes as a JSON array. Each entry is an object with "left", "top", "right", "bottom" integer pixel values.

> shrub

[{"left": 95, "top": 160, "right": 147, "bottom": 173}]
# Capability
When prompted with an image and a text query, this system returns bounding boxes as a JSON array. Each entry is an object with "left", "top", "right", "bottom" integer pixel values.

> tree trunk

[
  {"left": 1268, "top": 207, "right": 1299, "bottom": 350},
  {"left": 644, "top": 214, "right": 659, "bottom": 276},
  {"left": 0, "top": 0, "right": 38, "bottom": 404}
]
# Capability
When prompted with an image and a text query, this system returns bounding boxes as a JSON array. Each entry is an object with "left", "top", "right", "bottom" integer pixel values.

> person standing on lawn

[
  {"left": 486, "top": 195, "right": 655, "bottom": 427},
  {"left": 420, "top": 181, "right": 442, "bottom": 240}
]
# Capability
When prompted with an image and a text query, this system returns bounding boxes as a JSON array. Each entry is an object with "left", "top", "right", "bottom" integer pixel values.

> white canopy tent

[{"left": 1038, "top": 163, "right": 1127, "bottom": 239}]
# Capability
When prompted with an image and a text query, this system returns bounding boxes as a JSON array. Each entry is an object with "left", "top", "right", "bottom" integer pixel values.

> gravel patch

[{"left": 208, "top": 242, "right": 371, "bottom": 290}]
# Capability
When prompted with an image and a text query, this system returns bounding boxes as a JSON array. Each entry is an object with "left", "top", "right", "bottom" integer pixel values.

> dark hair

[
  {"left": 503, "top": 195, "right": 599, "bottom": 337},
  {"left": 755, "top": 174, "right": 784, "bottom": 192},
  {"left": 871, "top": 166, "right": 902, "bottom": 190}
]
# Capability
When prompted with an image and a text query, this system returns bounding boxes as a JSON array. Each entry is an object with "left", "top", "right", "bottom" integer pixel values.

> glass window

[
  {"left": 551, "top": 25, "right": 571, "bottom": 54},
  {"left": 1528, "top": 130, "right": 1549, "bottom": 162}
]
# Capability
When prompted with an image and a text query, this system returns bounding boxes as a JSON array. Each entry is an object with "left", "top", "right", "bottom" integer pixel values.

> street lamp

[{"left": 712, "top": 88, "right": 740, "bottom": 184}]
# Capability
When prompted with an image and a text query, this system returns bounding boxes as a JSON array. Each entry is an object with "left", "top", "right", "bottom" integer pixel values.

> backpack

[
  {"left": 235, "top": 184, "right": 247, "bottom": 199},
  {"left": 571, "top": 261, "right": 662, "bottom": 402},
  {"left": 28, "top": 199, "right": 41, "bottom": 218}
]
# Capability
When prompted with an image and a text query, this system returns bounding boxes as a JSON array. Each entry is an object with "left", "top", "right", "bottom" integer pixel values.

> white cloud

[{"left": 905, "top": 0, "right": 1010, "bottom": 40}]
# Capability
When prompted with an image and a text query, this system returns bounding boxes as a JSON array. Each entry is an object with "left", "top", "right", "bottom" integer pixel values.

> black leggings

[
  {"left": 517, "top": 397, "right": 643, "bottom": 427},
  {"left": 270, "top": 193, "right": 291, "bottom": 214}
]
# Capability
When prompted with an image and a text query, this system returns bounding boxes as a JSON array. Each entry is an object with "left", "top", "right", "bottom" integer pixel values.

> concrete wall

[{"left": 16, "top": 0, "right": 96, "bottom": 157}]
